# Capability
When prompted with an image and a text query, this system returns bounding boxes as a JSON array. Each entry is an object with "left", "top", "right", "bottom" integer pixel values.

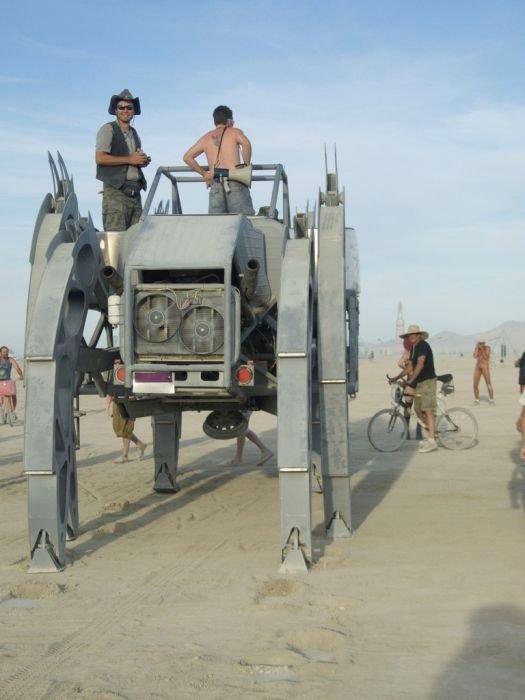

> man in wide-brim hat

[
  {"left": 399, "top": 324, "right": 429, "bottom": 341},
  {"left": 95, "top": 89, "right": 151, "bottom": 231},
  {"left": 107, "top": 89, "right": 141, "bottom": 115},
  {"left": 400, "top": 324, "right": 438, "bottom": 453}
]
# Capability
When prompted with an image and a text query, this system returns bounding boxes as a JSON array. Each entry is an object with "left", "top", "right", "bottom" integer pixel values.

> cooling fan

[
  {"left": 180, "top": 305, "right": 225, "bottom": 354},
  {"left": 134, "top": 290, "right": 182, "bottom": 343}
]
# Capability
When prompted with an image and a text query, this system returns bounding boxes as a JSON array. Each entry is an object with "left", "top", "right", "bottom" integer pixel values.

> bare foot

[
  {"left": 230, "top": 456, "right": 243, "bottom": 466},
  {"left": 257, "top": 450, "right": 273, "bottom": 466},
  {"left": 137, "top": 442, "right": 147, "bottom": 460},
  {"left": 114, "top": 455, "right": 129, "bottom": 464}
]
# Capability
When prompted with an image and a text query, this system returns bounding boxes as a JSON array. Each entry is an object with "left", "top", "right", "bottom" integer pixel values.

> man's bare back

[
  {"left": 204, "top": 126, "right": 250, "bottom": 170},
  {"left": 184, "top": 122, "right": 252, "bottom": 185},
  {"left": 183, "top": 105, "right": 254, "bottom": 215}
]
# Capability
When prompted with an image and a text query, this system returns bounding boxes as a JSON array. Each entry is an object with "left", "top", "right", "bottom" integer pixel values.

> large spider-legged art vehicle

[{"left": 24, "top": 153, "right": 360, "bottom": 573}]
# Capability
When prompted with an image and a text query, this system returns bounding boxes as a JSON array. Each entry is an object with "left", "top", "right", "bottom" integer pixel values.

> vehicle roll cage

[{"left": 141, "top": 164, "right": 291, "bottom": 229}]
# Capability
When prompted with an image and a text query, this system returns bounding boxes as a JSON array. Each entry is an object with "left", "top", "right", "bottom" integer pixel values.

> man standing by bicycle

[{"left": 400, "top": 325, "right": 438, "bottom": 453}]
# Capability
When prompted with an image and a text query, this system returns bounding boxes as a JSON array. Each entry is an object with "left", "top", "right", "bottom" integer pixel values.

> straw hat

[{"left": 400, "top": 324, "right": 429, "bottom": 340}]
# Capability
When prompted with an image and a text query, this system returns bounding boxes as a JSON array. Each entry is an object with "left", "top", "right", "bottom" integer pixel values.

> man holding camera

[
  {"left": 95, "top": 89, "right": 151, "bottom": 231},
  {"left": 183, "top": 105, "right": 255, "bottom": 215}
]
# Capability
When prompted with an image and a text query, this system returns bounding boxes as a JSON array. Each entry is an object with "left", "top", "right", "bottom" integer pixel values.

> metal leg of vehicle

[
  {"left": 277, "top": 238, "right": 313, "bottom": 573},
  {"left": 24, "top": 156, "right": 102, "bottom": 571},
  {"left": 317, "top": 202, "right": 352, "bottom": 539},
  {"left": 152, "top": 411, "right": 182, "bottom": 493}
]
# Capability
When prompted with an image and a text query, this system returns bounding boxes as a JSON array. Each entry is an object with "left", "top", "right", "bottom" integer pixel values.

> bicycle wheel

[
  {"left": 368, "top": 409, "right": 408, "bottom": 452},
  {"left": 436, "top": 407, "right": 478, "bottom": 450}
]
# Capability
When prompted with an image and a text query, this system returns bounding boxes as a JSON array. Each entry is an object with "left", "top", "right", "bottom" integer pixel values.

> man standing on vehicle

[
  {"left": 183, "top": 105, "right": 255, "bottom": 215},
  {"left": 401, "top": 324, "right": 438, "bottom": 453},
  {"left": 95, "top": 89, "right": 151, "bottom": 231}
]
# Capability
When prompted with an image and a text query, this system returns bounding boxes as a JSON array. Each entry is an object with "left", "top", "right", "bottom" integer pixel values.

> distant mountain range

[{"left": 361, "top": 321, "right": 525, "bottom": 357}]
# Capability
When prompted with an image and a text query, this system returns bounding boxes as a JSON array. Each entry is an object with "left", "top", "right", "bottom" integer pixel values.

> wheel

[
  {"left": 315, "top": 203, "right": 352, "bottom": 538},
  {"left": 202, "top": 409, "right": 248, "bottom": 439},
  {"left": 6, "top": 398, "right": 15, "bottom": 427},
  {"left": 0, "top": 399, "right": 6, "bottom": 424},
  {"left": 25, "top": 153, "right": 103, "bottom": 571},
  {"left": 368, "top": 408, "right": 408, "bottom": 452},
  {"left": 436, "top": 407, "right": 478, "bottom": 450}
]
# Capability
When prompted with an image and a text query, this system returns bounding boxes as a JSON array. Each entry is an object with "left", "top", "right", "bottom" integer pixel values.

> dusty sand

[{"left": 1, "top": 354, "right": 524, "bottom": 699}]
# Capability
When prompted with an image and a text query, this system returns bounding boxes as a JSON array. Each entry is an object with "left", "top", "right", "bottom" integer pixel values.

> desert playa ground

[{"left": 1, "top": 354, "right": 524, "bottom": 699}]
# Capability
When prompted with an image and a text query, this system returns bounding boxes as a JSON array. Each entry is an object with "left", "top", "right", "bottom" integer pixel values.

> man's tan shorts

[{"left": 415, "top": 378, "right": 437, "bottom": 412}]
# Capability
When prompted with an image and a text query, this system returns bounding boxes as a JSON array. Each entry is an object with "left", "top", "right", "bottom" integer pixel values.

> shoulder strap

[
  {"left": 214, "top": 126, "right": 228, "bottom": 167},
  {"left": 130, "top": 126, "right": 141, "bottom": 150}
]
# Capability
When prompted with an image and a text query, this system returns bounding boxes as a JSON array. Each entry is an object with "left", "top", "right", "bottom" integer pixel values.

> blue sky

[{"left": 2, "top": 0, "right": 524, "bottom": 353}]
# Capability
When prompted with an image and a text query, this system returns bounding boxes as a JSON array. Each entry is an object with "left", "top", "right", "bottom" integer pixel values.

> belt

[{"left": 213, "top": 168, "right": 229, "bottom": 182}]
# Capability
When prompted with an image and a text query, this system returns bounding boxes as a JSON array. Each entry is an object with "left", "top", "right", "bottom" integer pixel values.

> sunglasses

[{"left": 117, "top": 105, "right": 134, "bottom": 111}]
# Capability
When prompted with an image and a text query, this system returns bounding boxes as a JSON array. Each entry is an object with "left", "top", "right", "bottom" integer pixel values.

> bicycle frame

[{"left": 390, "top": 376, "right": 450, "bottom": 423}]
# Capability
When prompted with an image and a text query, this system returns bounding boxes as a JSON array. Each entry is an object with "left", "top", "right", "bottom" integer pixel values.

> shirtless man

[
  {"left": 473, "top": 341, "right": 494, "bottom": 404},
  {"left": 183, "top": 105, "right": 254, "bottom": 215}
]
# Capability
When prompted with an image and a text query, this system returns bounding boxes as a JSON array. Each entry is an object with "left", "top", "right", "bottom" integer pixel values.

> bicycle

[
  {"left": 367, "top": 374, "right": 478, "bottom": 452},
  {"left": 0, "top": 379, "right": 18, "bottom": 427}
]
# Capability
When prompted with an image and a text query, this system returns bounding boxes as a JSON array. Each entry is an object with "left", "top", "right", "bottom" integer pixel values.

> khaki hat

[
  {"left": 400, "top": 324, "right": 429, "bottom": 340},
  {"left": 108, "top": 89, "right": 141, "bottom": 115}
]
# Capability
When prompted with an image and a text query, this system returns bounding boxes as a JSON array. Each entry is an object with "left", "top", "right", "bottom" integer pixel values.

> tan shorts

[
  {"left": 415, "top": 378, "right": 437, "bottom": 413},
  {"left": 112, "top": 403, "right": 135, "bottom": 438}
]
